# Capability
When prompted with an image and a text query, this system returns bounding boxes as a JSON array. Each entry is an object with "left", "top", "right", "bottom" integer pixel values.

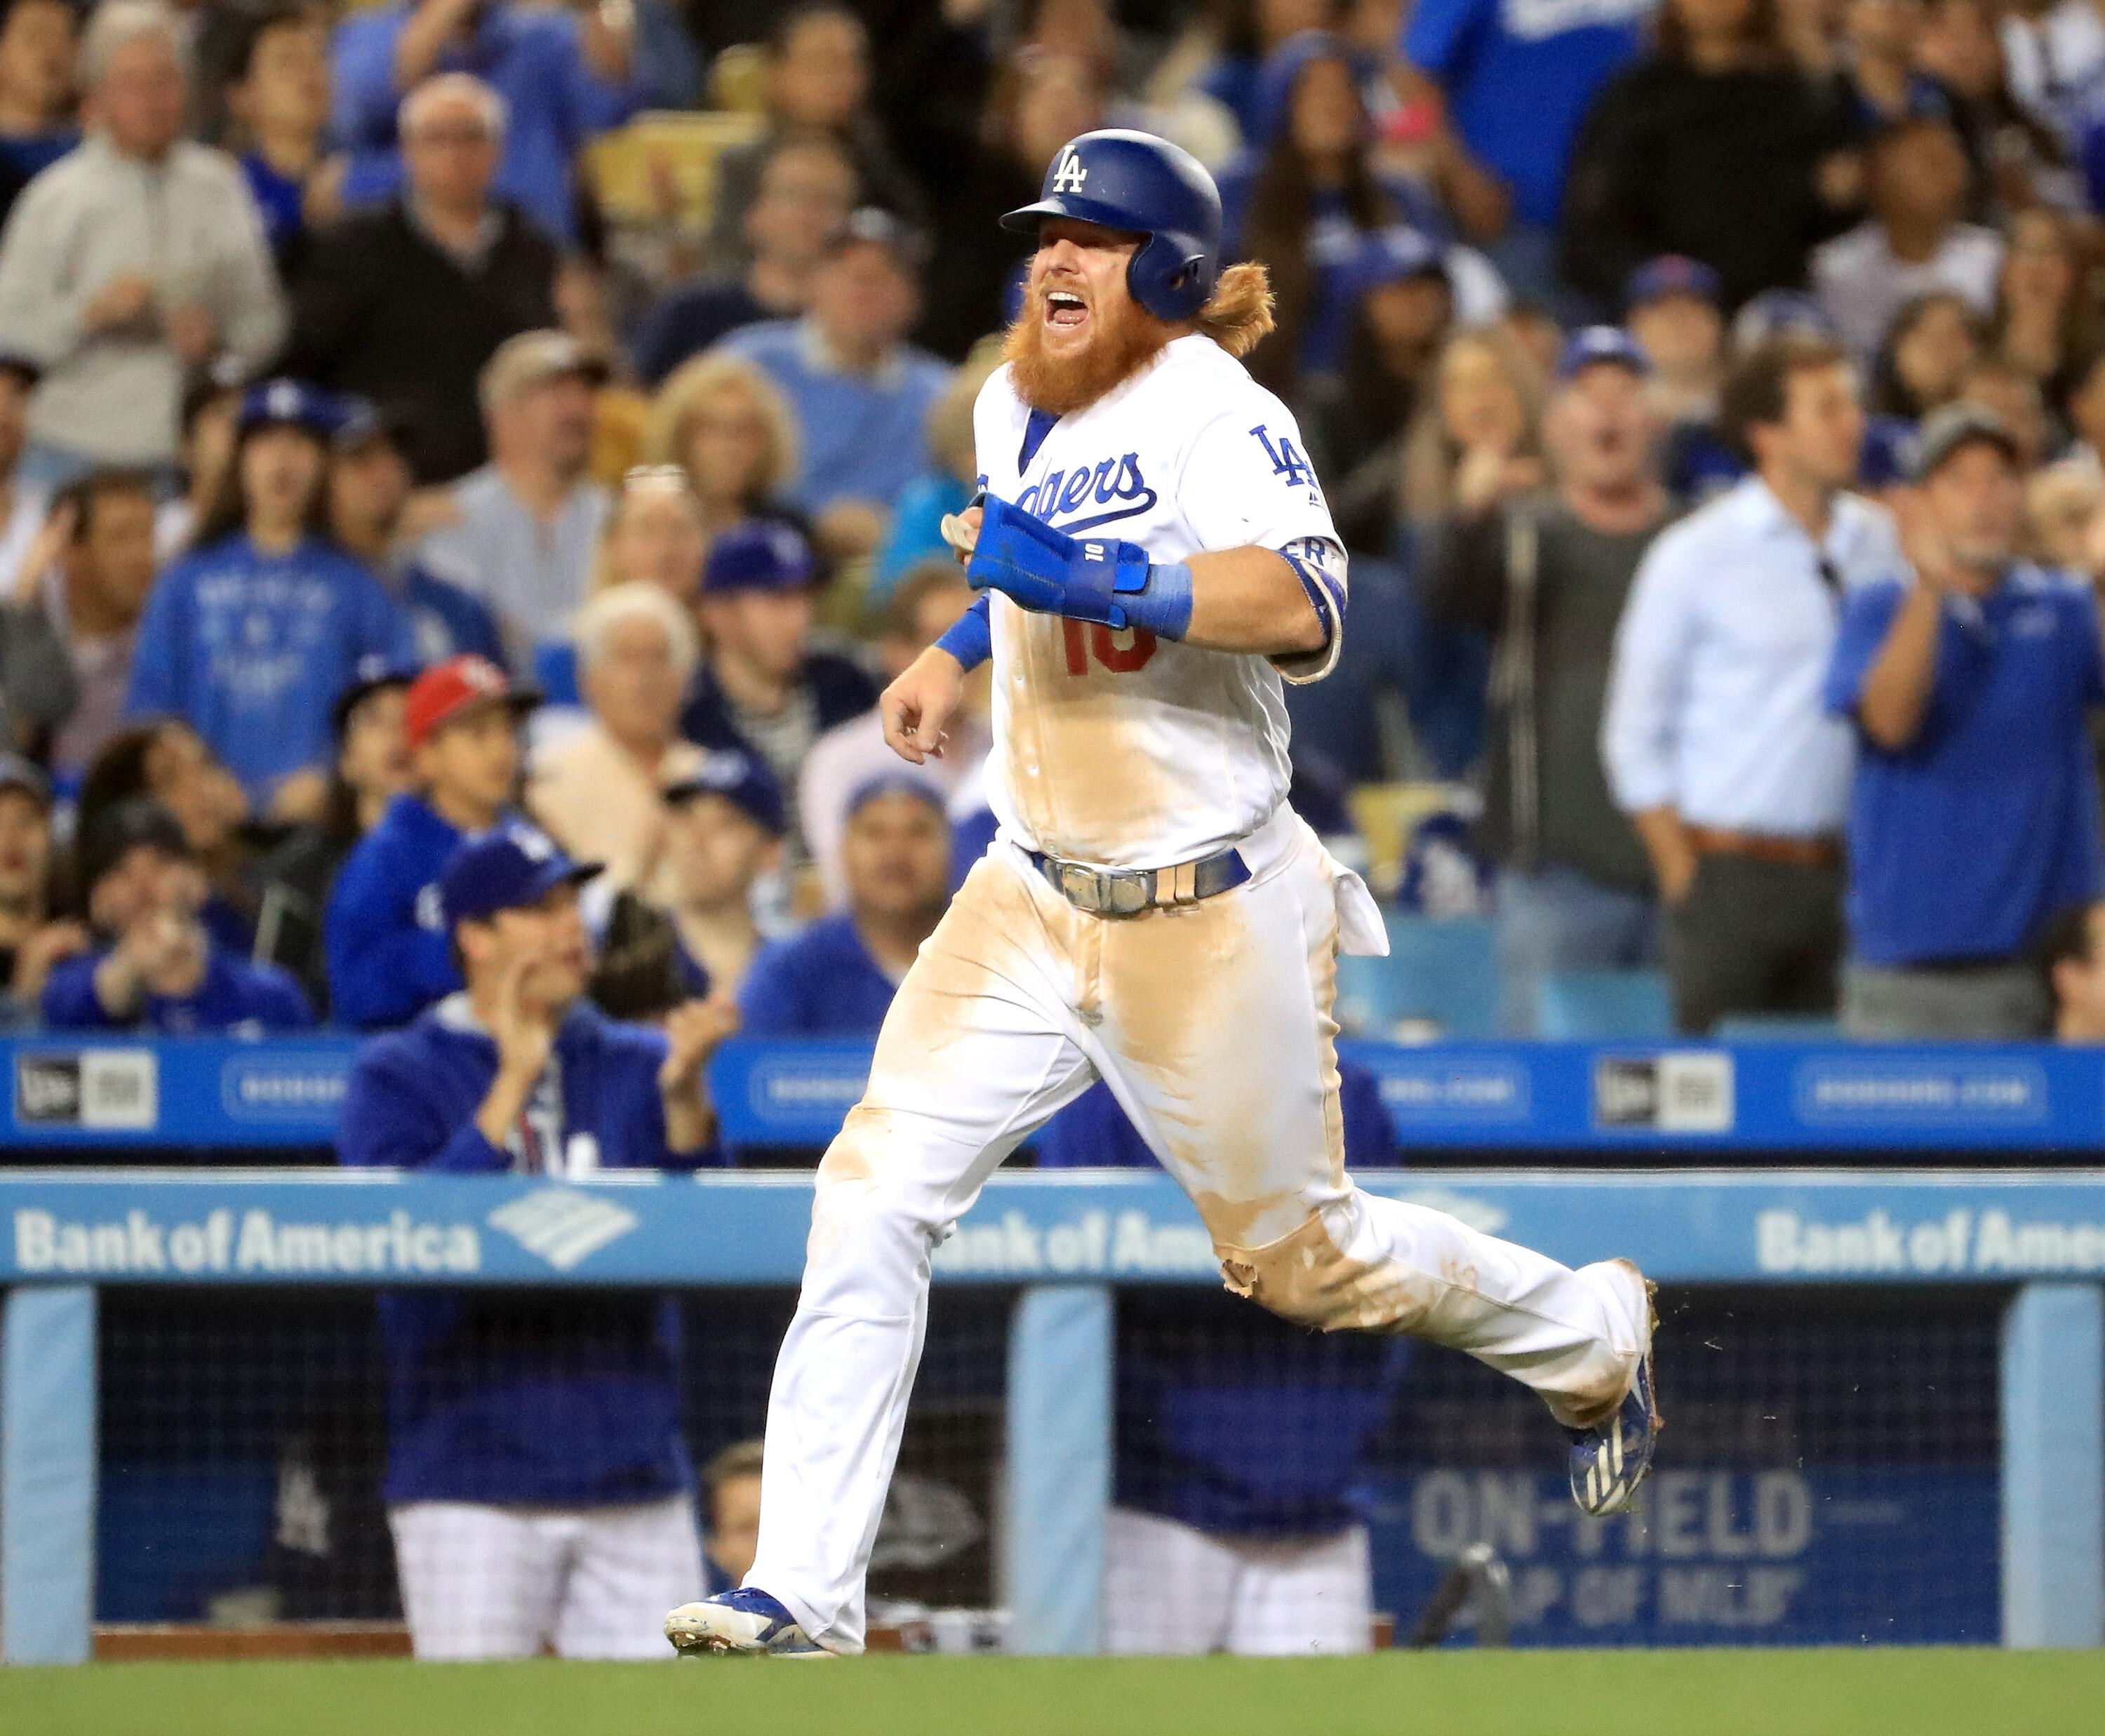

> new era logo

[{"left": 488, "top": 1187, "right": 640, "bottom": 1271}]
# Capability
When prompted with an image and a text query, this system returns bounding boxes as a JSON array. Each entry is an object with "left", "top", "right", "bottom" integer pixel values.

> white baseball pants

[
  {"left": 1102, "top": 1507, "right": 1372, "bottom": 1655},
  {"left": 749, "top": 806, "right": 1646, "bottom": 1652},
  {"left": 390, "top": 1494, "right": 702, "bottom": 1659}
]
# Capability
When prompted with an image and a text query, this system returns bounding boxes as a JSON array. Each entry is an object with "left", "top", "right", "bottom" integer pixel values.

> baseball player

[{"left": 667, "top": 131, "right": 1658, "bottom": 1660}]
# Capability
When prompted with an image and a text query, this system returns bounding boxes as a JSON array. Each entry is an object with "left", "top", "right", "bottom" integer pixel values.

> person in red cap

[{"left": 323, "top": 653, "right": 538, "bottom": 1029}]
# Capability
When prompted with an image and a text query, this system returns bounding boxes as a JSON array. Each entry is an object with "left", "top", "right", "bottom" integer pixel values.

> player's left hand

[{"left": 658, "top": 992, "right": 740, "bottom": 1098}]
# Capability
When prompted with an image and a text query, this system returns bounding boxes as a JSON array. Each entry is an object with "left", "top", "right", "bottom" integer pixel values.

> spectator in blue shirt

[
  {"left": 741, "top": 777, "right": 951, "bottom": 1038},
  {"left": 719, "top": 208, "right": 953, "bottom": 554},
  {"left": 225, "top": 6, "right": 340, "bottom": 279},
  {"left": 1827, "top": 403, "right": 2105, "bottom": 1037},
  {"left": 1405, "top": 0, "right": 1651, "bottom": 301},
  {"left": 124, "top": 378, "right": 415, "bottom": 821},
  {"left": 338, "top": 823, "right": 738, "bottom": 1659},
  {"left": 328, "top": 398, "right": 504, "bottom": 667},
  {"left": 324, "top": 652, "right": 536, "bottom": 1029},
  {"left": 331, "top": 0, "right": 639, "bottom": 250},
  {"left": 1035, "top": 1064, "right": 1407, "bottom": 1655},
  {"left": 43, "top": 796, "right": 313, "bottom": 1033}
]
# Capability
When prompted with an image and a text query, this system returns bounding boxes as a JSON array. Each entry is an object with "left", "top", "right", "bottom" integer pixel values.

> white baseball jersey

[{"left": 973, "top": 333, "right": 1347, "bottom": 869}]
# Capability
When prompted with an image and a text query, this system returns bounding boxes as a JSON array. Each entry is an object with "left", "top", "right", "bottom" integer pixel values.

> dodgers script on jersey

[{"left": 974, "top": 333, "right": 1347, "bottom": 867}]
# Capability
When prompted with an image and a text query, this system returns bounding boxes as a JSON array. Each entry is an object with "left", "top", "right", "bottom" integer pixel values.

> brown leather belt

[{"left": 1686, "top": 826, "right": 1842, "bottom": 870}]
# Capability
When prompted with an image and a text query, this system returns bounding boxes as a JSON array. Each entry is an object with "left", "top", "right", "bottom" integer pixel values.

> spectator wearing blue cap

[
  {"left": 717, "top": 208, "right": 952, "bottom": 554},
  {"left": 1559, "top": 0, "right": 1859, "bottom": 316},
  {"left": 0, "top": 1, "right": 286, "bottom": 483},
  {"left": 338, "top": 822, "right": 738, "bottom": 1660},
  {"left": 528, "top": 582, "right": 708, "bottom": 899},
  {"left": 323, "top": 651, "right": 538, "bottom": 1029},
  {"left": 253, "top": 660, "right": 415, "bottom": 1014},
  {"left": 1626, "top": 257, "right": 1739, "bottom": 505},
  {"left": 1216, "top": 32, "right": 1459, "bottom": 396},
  {"left": 740, "top": 776, "right": 949, "bottom": 1038},
  {"left": 124, "top": 379, "right": 415, "bottom": 821},
  {"left": 1604, "top": 332, "right": 1905, "bottom": 1033},
  {"left": 44, "top": 795, "right": 313, "bottom": 1033},
  {"left": 328, "top": 397, "right": 505, "bottom": 668},
  {"left": 684, "top": 519, "right": 877, "bottom": 840},
  {"left": 798, "top": 561, "right": 987, "bottom": 911},
  {"left": 1421, "top": 328, "right": 1675, "bottom": 1032},
  {"left": 1404, "top": 0, "right": 1650, "bottom": 304},
  {"left": 1826, "top": 405, "right": 2104, "bottom": 1038},
  {"left": 659, "top": 748, "right": 786, "bottom": 999},
  {"left": 1299, "top": 227, "right": 1460, "bottom": 545}
]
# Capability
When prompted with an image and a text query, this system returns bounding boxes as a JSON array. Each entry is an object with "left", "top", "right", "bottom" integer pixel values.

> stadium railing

[{"left": 1, "top": 1035, "right": 2101, "bottom": 1662}]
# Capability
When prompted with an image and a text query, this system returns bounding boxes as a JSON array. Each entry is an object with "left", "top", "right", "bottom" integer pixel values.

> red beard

[{"left": 1001, "top": 277, "right": 1175, "bottom": 415}]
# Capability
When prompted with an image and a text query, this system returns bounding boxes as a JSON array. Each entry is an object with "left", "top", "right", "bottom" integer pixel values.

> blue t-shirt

[
  {"left": 324, "top": 792, "right": 472, "bottom": 1030},
  {"left": 1826, "top": 566, "right": 2105, "bottom": 967},
  {"left": 332, "top": 2, "right": 638, "bottom": 248},
  {"left": 740, "top": 912, "right": 902, "bottom": 1038},
  {"left": 716, "top": 320, "right": 953, "bottom": 516},
  {"left": 41, "top": 944, "right": 314, "bottom": 1034},
  {"left": 1405, "top": 0, "right": 1651, "bottom": 228},
  {"left": 124, "top": 534, "right": 414, "bottom": 810},
  {"left": 1036, "top": 1064, "right": 1407, "bottom": 1537},
  {"left": 241, "top": 152, "right": 306, "bottom": 256}
]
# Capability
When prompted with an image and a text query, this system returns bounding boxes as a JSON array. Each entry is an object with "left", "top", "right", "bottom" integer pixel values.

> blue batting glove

[{"left": 967, "top": 496, "right": 1192, "bottom": 637}]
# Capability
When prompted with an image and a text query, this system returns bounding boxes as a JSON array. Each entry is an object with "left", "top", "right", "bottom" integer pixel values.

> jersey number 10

[{"left": 1062, "top": 618, "right": 1158, "bottom": 674}]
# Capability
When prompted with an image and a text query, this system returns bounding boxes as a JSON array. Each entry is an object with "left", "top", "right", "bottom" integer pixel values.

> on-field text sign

[{"left": 15, "top": 1049, "right": 158, "bottom": 1130}]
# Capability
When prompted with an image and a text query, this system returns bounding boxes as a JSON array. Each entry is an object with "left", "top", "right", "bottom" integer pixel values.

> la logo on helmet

[{"left": 1051, "top": 147, "right": 1088, "bottom": 194}]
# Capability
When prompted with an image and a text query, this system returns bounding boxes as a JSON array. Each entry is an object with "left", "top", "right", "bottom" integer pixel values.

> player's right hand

[{"left": 881, "top": 646, "right": 965, "bottom": 766}]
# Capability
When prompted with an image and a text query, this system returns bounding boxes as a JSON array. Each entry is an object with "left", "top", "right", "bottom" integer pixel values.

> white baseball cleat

[
  {"left": 665, "top": 1588, "right": 831, "bottom": 1657},
  {"left": 1565, "top": 1264, "right": 1661, "bottom": 1518}
]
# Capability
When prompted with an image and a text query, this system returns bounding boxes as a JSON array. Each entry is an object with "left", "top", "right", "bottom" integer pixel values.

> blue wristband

[
  {"left": 1118, "top": 559, "right": 1194, "bottom": 641},
  {"left": 934, "top": 595, "right": 993, "bottom": 669}
]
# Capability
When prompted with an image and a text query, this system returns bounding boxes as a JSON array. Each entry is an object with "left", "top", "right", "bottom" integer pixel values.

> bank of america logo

[{"left": 488, "top": 1189, "right": 639, "bottom": 1270}]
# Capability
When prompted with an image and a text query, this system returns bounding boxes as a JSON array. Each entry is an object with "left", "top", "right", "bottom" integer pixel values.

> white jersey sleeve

[{"left": 1178, "top": 403, "right": 1348, "bottom": 683}]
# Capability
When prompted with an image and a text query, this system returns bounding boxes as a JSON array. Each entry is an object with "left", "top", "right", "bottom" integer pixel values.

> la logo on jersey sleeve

[{"left": 1250, "top": 424, "right": 1323, "bottom": 508}]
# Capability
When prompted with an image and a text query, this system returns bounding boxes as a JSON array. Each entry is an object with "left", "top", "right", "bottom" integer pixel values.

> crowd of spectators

[{"left": 0, "top": 0, "right": 2098, "bottom": 1039}]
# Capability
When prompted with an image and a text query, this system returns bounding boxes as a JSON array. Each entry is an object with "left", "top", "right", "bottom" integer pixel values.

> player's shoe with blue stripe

[
  {"left": 664, "top": 1589, "right": 829, "bottom": 1657},
  {"left": 1565, "top": 1266, "right": 1661, "bottom": 1518}
]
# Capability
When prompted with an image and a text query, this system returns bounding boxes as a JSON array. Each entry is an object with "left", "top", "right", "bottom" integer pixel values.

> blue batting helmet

[{"left": 1001, "top": 129, "right": 1222, "bottom": 323}]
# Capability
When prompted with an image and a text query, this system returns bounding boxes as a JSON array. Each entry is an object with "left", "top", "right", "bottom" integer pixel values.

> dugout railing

[{"left": 1, "top": 1035, "right": 2102, "bottom": 1663}]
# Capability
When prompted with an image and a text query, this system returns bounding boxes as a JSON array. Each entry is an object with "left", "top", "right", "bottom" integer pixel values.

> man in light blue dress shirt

[{"left": 1603, "top": 333, "right": 1908, "bottom": 1033}]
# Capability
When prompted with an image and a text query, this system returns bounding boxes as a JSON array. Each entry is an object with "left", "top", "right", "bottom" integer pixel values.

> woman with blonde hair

[
  {"left": 528, "top": 580, "right": 708, "bottom": 898},
  {"left": 640, "top": 352, "right": 806, "bottom": 546},
  {"left": 1400, "top": 325, "right": 1548, "bottom": 530}
]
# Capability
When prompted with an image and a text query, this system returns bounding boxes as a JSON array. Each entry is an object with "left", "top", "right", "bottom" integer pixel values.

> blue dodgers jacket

[
  {"left": 338, "top": 994, "right": 725, "bottom": 1506},
  {"left": 323, "top": 793, "right": 470, "bottom": 1031},
  {"left": 41, "top": 945, "right": 314, "bottom": 1034}
]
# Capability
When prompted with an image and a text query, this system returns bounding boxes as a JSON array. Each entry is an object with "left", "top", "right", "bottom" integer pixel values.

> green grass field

[{"left": 6, "top": 1651, "right": 2101, "bottom": 1736}]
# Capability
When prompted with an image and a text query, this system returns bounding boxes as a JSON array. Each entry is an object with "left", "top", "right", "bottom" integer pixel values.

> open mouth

[{"left": 1045, "top": 289, "right": 1088, "bottom": 329}]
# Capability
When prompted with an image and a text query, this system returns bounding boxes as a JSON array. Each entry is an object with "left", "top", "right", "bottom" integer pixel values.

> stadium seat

[
  {"left": 1714, "top": 1015, "right": 1845, "bottom": 1042},
  {"left": 1335, "top": 913, "right": 1499, "bottom": 1040},
  {"left": 1536, "top": 970, "right": 1673, "bottom": 1040}
]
